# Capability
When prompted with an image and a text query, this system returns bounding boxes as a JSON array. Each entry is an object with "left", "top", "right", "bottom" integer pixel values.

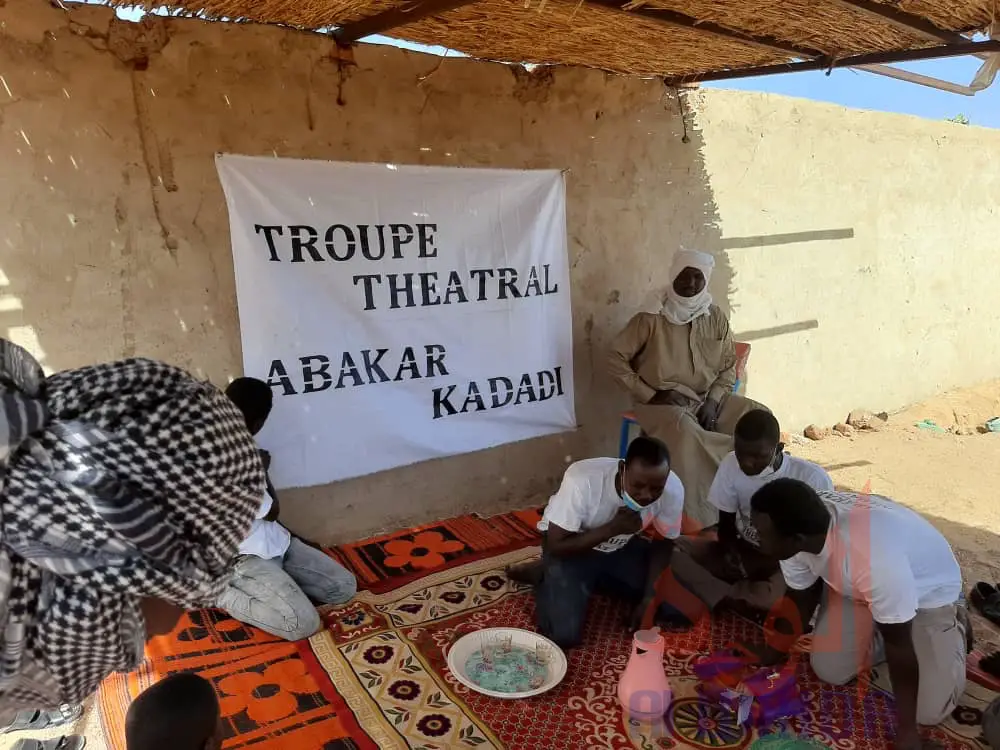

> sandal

[
  {"left": 2, "top": 704, "right": 82, "bottom": 734},
  {"left": 970, "top": 582, "right": 997, "bottom": 610},
  {"left": 970, "top": 650, "right": 1000, "bottom": 691},
  {"left": 982, "top": 652, "right": 1000, "bottom": 678},
  {"left": 11, "top": 737, "right": 86, "bottom": 750},
  {"left": 970, "top": 582, "right": 1000, "bottom": 626}
]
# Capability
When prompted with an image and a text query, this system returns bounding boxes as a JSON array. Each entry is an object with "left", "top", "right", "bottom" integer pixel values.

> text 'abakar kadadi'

[{"left": 257, "top": 220, "right": 567, "bottom": 420}]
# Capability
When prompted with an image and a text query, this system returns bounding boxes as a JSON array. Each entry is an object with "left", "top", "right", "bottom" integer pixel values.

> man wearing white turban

[{"left": 608, "top": 249, "right": 769, "bottom": 532}]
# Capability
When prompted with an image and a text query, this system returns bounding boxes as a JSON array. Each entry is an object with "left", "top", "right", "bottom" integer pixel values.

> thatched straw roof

[{"left": 111, "top": 0, "right": 999, "bottom": 80}]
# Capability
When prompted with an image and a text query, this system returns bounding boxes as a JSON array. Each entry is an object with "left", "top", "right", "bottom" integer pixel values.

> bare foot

[{"left": 506, "top": 560, "right": 543, "bottom": 586}]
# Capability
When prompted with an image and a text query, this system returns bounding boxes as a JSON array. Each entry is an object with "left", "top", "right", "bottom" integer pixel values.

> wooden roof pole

[
  {"left": 334, "top": 0, "right": 482, "bottom": 42},
  {"left": 665, "top": 39, "right": 1000, "bottom": 85}
]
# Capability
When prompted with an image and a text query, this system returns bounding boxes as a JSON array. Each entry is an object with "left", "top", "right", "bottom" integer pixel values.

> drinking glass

[
  {"left": 480, "top": 634, "right": 496, "bottom": 665},
  {"left": 534, "top": 642, "right": 552, "bottom": 665}
]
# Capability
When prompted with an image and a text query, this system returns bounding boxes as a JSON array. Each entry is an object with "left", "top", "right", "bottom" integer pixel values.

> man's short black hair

[
  {"left": 125, "top": 672, "right": 220, "bottom": 750},
  {"left": 624, "top": 436, "right": 670, "bottom": 468},
  {"left": 750, "top": 478, "right": 830, "bottom": 537},
  {"left": 734, "top": 409, "right": 780, "bottom": 444},
  {"left": 225, "top": 377, "right": 273, "bottom": 427}
]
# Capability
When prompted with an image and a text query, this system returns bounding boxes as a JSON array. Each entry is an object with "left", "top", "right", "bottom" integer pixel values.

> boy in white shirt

[
  {"left": 673, "top": 409, "right": 833, "bottom": 614},
  {"left": 217, "top": 378, "right": 357, "bottom": 640},
  {"left": 530, "top": 436, "right": 686, "bottom": 648},
  {"left": 749, "top": 479, "right": 966, "bottom": 750}
]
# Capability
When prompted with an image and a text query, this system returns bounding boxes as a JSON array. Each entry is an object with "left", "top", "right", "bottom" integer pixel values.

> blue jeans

[
  {"left": 217, "top": 537, "right": 357, "bottom": 641},
  {"left": 535, "top": 537, "right": 680, "bottom": 648}
]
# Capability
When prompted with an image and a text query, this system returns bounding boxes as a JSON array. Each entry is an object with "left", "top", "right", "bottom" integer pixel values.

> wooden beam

[
  {"left": 584, "top": 0, "right": 823, "bottom": 59},
  {"left": 334, "top": 0, "right": 480, "bottom": 42},
  {"left": 664, "top": 39, "right": 1000, "bottom": 86},
  {"left": 857, "top": 64, "right": 977, "bottom": 95},
  {"left": 826, "top": 0, "right": 968, "bottom": 45}
]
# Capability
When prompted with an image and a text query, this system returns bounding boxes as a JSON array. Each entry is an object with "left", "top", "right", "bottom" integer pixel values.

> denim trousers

[
  {"left": 534, "top": 537, "right": 681, "bottom": 648},
  {"left": 217, "top": 537, "right": 357, "bottom": 641}
]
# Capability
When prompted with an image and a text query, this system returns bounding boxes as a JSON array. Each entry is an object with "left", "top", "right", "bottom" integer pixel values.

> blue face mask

[
  {"left": 622, "top": 492, "right": 644, "bottom": 512},
  {"left": 620, "top": 468, "right": 645, "bottom": 512}
]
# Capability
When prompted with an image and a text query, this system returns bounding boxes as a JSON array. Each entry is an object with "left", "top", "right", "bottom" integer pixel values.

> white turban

[{"left": 660, "top": 248, "right": 715, "bottom": 325}]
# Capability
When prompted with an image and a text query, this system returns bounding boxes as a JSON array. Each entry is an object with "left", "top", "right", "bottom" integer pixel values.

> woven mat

[
  {"left": 95, "top": 508, "right": 544, "bottom": 749},
  {"left": 307, "top": 549, "right": 993, "bottom": 749},
  {"left": 330, "top": 509, "right": 542, "bottom": 593},
  {"left": 97, "top": 608, "right": 371, "bottom": 749}
]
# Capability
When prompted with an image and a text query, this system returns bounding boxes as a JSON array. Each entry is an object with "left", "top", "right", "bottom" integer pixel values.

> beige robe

[{"left": 608, "top": 307, "right": 767, "bottom": 532}]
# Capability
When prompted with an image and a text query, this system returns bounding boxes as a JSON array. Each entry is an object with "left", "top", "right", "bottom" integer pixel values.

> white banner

[{"left": 217, "top": 155, "right": 575, "bottom": 489}]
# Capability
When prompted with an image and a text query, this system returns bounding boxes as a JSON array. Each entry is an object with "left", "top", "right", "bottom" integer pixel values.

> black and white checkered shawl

[{"left": 0, "top": 340, "right": 263, "bottom": 716}]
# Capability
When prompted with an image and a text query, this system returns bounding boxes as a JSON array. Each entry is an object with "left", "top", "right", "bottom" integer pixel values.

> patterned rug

[
  {"left": 96, "top": 508, "right": 543, "bottom": 749},
  {"left": 330, "top": 509, "right": 542, "bottom": 593},
  {"left": 97, "top": 608, "right": 372, "bottom": 750},
  {"left": 306, "top": 548, "right": 994, "bottom": 750}
]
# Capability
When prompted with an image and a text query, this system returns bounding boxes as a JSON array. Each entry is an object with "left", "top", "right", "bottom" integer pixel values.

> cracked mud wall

[
  {"left": 0, "top": 0, "right": 720, "bottom": 540},
  {"left": 2, "top": 0, "right": 998, "bottom": 541}
]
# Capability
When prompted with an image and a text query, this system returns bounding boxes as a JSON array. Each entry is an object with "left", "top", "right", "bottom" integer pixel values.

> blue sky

[
  {"left": 704, "top": 56, "right": 998, "bottom": 128},
  {"left": 362, "top": 34, "right": 998, "bottom": 129},
  {"left": 296, "top": 31, "right": 1000, "bottom": 130},
  {"left": 364, "top": 37, "right": 998, "bottom": 128},
  {"left": 108, "top": 4, "right": 998, "bottom": 129}
]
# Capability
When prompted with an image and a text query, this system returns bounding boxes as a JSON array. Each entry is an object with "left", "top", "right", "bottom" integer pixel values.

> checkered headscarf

[{"left": 0, "top": 340, "right": 263, "bottom": 716}]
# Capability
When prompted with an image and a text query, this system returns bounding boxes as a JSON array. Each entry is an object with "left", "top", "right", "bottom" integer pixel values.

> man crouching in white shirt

[
  {"left": 529, "top": 436, "right": 686, "bottom": 649},
  {"left": 218, "top": 377, "right": 358, "bottom": 641},
  {"left": 749, "top": 479, "right": 967, "bottom": 750},
  {"left": 672, "top": 410, "right": 833, "bottom": 615}
]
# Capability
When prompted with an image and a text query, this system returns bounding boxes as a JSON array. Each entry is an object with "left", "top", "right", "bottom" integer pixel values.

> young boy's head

[
  {"left": 125, "top": 672, "right": 222, "bottom": 750},
  {"left": 225, "top": 377, "right": 273, "bottom": 436}
]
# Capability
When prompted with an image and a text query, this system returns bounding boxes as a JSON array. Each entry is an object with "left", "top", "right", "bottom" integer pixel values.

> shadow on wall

[
  {"left": 683, "top": 93, "right": 734, "bottom": 322},
  {"left": 575, "top": 86, "right": 728, "bottom": 425},
  {"left": 0, "top": 0, "right": 729, "bottom": 542},
  {"left": 722, "top": 228, "right": 854, "bottom": 250},
  {"left": 0, "top": 6, "right": 244, "bottom": 381},
  {"left": 725, "top": 227, "right": 855, "bottom": 348}
]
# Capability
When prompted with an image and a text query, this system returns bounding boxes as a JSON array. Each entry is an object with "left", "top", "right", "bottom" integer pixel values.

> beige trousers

[
  {"left": 810, "top": 587, "right": 966, "bottom": 726},
  {"left": 634, "top": 394, "right": 767, "bottom": 533}
]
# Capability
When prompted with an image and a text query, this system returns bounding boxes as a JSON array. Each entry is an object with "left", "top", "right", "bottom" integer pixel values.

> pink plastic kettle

[{"left": 618, "top": 627, "right": 672, "bottom": 720}]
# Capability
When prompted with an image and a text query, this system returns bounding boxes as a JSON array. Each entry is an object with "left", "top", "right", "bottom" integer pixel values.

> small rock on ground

[
  {"left": 804, "top": 424, "right": 832, "bottom": 441},
  {"left": 780, "top": 431, "right": 808, "bottom": 446},
  {"left": 847, "top": 409, "right": 887, "bottom": 431}
]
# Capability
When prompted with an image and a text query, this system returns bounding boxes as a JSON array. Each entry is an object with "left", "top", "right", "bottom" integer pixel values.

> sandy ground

[
  {"left": 4, "top": 380, "right": 1000, "bottom": 749},
  {"left": 789, "top": 379, "right": 1000, "bottom": 652}
]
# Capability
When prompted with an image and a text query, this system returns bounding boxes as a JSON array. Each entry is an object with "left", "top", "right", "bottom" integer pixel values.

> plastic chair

[{"left": 618, "top": 341, "right": 751, "bottom": 458}]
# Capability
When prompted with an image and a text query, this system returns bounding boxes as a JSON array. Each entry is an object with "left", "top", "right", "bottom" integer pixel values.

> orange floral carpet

[
  {"left": 330, "top": 508, "right": 542, "bottom": 592},
  {"left": 97, "top": 607, "right": 375, "bottom": 750},
  {"left": 96, "top": 508, "right": 543, "bottom": 749},
  {"left": 307, "top": 549, "right": 994, "bottom": 750},
  {"left": 99, "top": 510, "right": 995, "bottom": 749}
]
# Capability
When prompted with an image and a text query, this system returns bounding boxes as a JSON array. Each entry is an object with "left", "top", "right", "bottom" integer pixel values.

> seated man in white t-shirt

[
  {"left": 672, "top": 409, "right": 833, "bottom": 614},
  {"left": 531, "top": 436, "right": 686, "bottom": 649},
  {"left": 749, "top": 479, "right": 966, "bottom": 750},
  {"left": 217, "top": 378, "right": 357, "bottom": 641}
]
